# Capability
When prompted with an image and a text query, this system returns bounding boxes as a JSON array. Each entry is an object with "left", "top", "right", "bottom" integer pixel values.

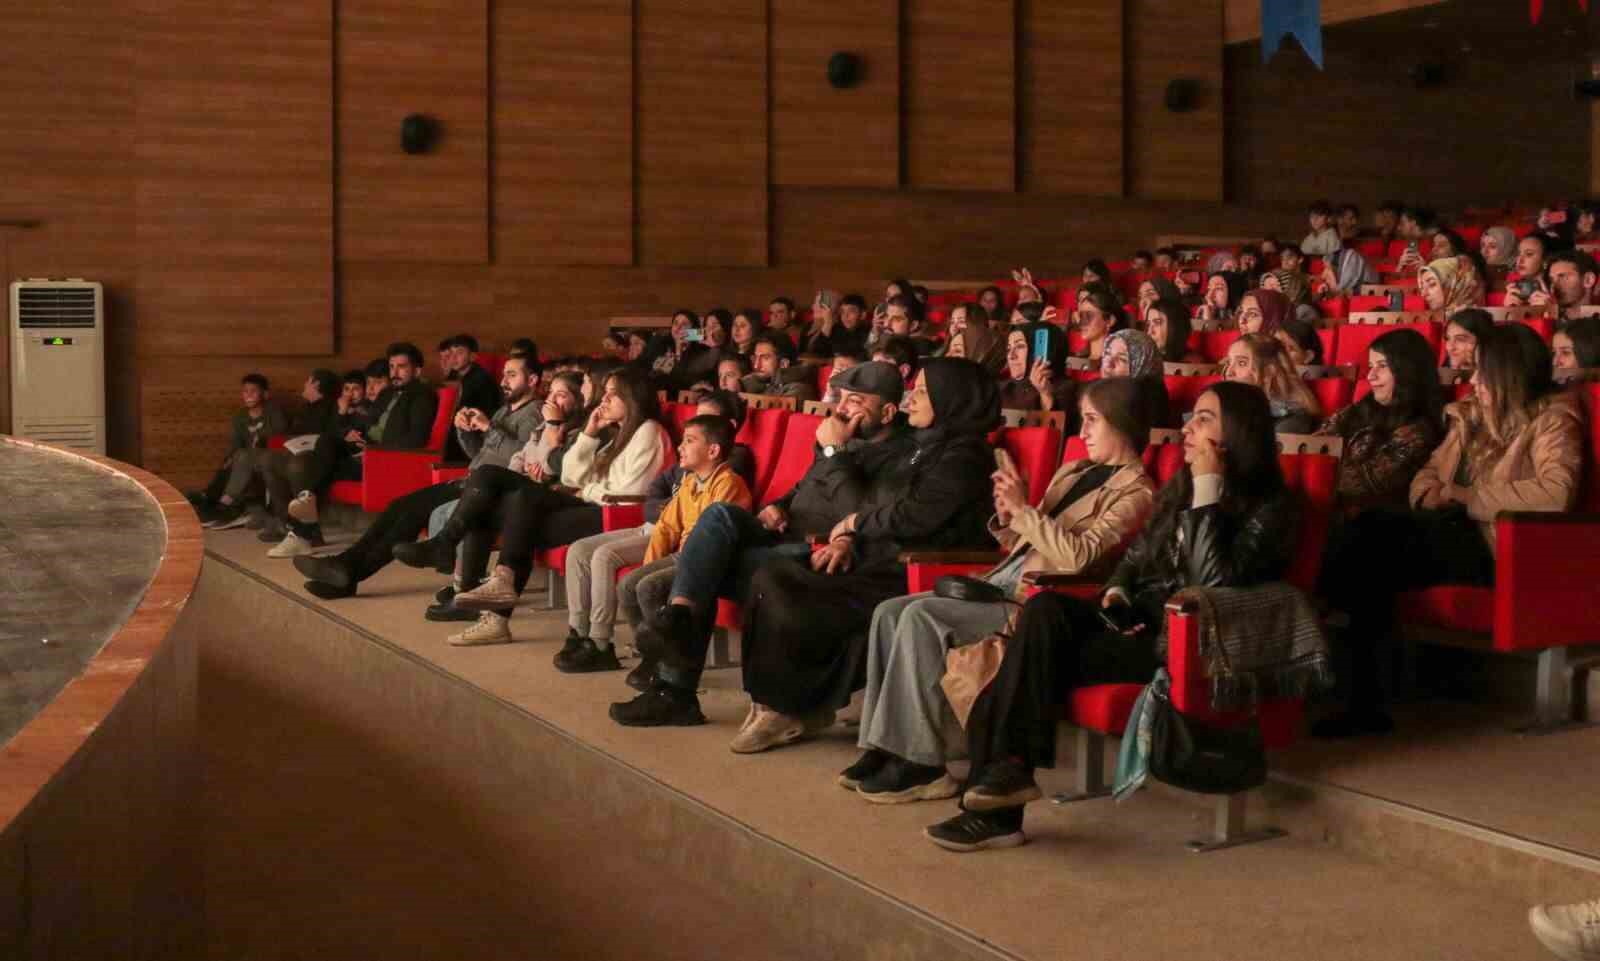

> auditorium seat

[
  {"left": 736, "top": 406, "right": 791, "bottom": 502},
  {"left": 329, "top": 384, "right": 460, "bottom": 513},
  {"left": 1395, "top": 382, "right": 1600, "bottom": 729},
  {"left": 1164, "top": 373, "right": 1224, "bottom": 415},
  {"left": 1197, "top": 330, "right": 1241, "bottom": 363},
  {"left": 1335, "top": 320, "right": 1441, "bottom": 376},
  {"left": 1309, "top": 377, "right": 1355, "bottom": 418},
  {"left": 1039, "top": 432, "right": 1342, "bottom": 851}
]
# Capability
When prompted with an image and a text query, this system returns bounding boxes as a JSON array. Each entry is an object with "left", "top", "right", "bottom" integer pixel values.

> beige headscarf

[
  {"left": 1420, "top": 256, "right": 1485, "bottom": 314},
  {"left": 1481, "top": 227, "right": 1519, "bottom": 269}
]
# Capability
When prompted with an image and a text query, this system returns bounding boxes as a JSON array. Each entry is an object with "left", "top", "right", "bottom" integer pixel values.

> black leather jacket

[{"left": 1106, "top": 487, "right": 1299, "bottom": 635}]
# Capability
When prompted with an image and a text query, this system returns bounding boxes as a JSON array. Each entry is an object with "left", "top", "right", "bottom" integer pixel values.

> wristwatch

[{"left": 822, "top": 444, "right": 838, "bottom": 458}]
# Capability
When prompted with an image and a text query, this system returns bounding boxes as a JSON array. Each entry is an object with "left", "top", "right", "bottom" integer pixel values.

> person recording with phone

[
  {"left": 923, "top": 382, "right": 1297, "bottom": 852},
  {"left": 1000, "top": 319, "right": 1076, "bottom": 427}
]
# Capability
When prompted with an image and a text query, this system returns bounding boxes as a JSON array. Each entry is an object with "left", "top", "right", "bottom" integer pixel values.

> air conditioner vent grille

[{"left": 17, "top": 288, "right": 98, "bottom": 328}]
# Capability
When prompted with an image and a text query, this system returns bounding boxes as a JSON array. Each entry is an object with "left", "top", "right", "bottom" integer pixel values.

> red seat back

[
  {"left": 427, "top": 385, "right": 459, "bottom": 450},
  {"left": 1163, "top": 374, "right": 1223, "bottom": 415},
  {"left": 737, "top": 407, "right": 790, "bottom": 501},
  {"left": 1513, "top": 316, "right": 1555, "bottom": 344},
  {"left": 1197, "top": 330, "right": 1241, "bottom": 363},
  {"left": 1334, "top": 321, "right": 1440, "bottom": 375},
  {"left": 1356, "top": 238, "right": 1387, "bottom": 260},
  {"left": 1346, "top": 294, "right": 1391, "bottom": 313},
  {"left": 814, "top": 364, "right": 833, "bottom": 399},
  {"left": 478, "top": 353, "right": 507, "bottom": 383},
  {"left": 761, "top": 412, "right": 821, "bottom": 506},
  {"left": 1317, "top": 327, "right": 1337, "bottom": 362},
  {"left": 1278, "top": 450, "right": 1340, "bottom": 592},
  {"left": 1318, "top": 295, "right": 1348, "bottom": 320},
  {"left": 1002, "top": 426, "right": 1062, "bottom": 507},
  {"left": 665, "top": 401, "right": 696, "bottom": 441},
  {"left": 1579, "top": 384, "right": 1600, "bottom": 512},
  {"left": 1309, "top": 377, "right": 1354, "bottom": 417}
]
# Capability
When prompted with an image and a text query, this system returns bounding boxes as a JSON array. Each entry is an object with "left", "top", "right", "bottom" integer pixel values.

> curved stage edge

[{"left": 0, "top": 437, "right": 202, "bottom": 960}]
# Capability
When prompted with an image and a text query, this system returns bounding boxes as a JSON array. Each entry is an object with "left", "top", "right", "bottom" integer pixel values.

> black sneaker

[
  {"left": 204, "top": 502, "right": 249, "bottom": 530},
  {"left": 304, "top": 580, "right": 355, "bottom": 600},
  {"left": 625, "top": 655, "right": 659, "bottom": 692},
  {"left": 554, "top": 629, "right": 586, "bottom": 663},
  {"left": 924, "top": 810, "right": 1027, "bottom": 853},
  {"left": 425, "top": 601, "right": 478, "bottom": 622},
  {"left": 837, "top": 748, "right": 892, "bottom": 791},
  {"left": 857, "top": 757, "right": 959, "bottom": 805},
  {"left": 434, "top": 585, "right": 457, "bottom": 606},
  {"left": 555, "top": 638, "right": 623, "bottom": 674},
  {"left": 609, "top": 683, "right": 706, "bottom": 727},
  {"left": 392, "top": 536, "right": 452, "bottom": 570},
  {"left": 962, "top": 760, "right": 1043, "bottom": 812},
  {"left": 1310, "top": 711, "right": 1395, "bottom": 739},
  {"left": 294, "top": 554, "right": 353, "bottom": 590}
]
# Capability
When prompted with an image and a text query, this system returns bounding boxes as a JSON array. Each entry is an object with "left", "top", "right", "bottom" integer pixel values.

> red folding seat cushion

[{"left": 1068, "top": 684, "right": 1145, "bottom": 734}]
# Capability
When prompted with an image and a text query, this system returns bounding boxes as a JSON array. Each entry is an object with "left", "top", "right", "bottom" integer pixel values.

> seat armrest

[
  {"left": 898, "top": 550, "right": 1006, "bottom": 564},
  {"left": 602, "top": 501, "right": 646, "bottom": 531},
  {"left": 602, "top": 494, "right": 649, "bottom": 505},
  {"left": 1021, "top": 571, "right": 1101, "bottom": 588},
  {"left": 1492, "top": 512, "right": 1600, "bottom": 650}
]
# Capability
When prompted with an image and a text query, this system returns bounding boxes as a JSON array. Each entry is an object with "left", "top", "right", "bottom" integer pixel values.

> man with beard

[{"left": 292, "top": 354, "right": 545, "bottom": 599}]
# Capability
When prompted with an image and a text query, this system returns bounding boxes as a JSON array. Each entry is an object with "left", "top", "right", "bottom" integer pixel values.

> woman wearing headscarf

[
  {"left": 943, "top": 318, "right": 1006, "bottom": 377},
  {"left": 731, "top": 358, "right": 1002, "bottom": 754},
  {"left": 1479, "top": 227, "right": 1519, "bottom": 271},
  {"left": 1100, "top": 328, "right": 1175, "bottom": 428},
  {"left": 1419, "top": 256, "right": 1486, "bottom": 317},
  {"left": 1319, "top": 248, "right": 1380, "bottom": 297},
  {"left": 1236, "top": 287, "right": 1290, "bottom": 337},
  {"left": 1000, "top": 321, "right": 1077, "bottom": 424}
]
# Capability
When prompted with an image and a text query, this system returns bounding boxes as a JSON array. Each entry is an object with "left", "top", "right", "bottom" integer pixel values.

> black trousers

[
  {"left": 338, "top": 480, "right": 463, "bottom": 582},
  {"left": 450, "top": 465, "right": 602, "bottom": 596},
  {"left": 1318, "top": 506, "right": 1495, "bottom": 711},
  {"left": 264, "top": 438, "right": 359, "bottom": 522}
]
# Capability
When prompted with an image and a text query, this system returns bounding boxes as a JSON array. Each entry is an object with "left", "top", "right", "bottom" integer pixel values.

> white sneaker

[
  {"left": 1531, "top": 898, "right": 1600, "bottom": 961},
  {"left": 447, "top": 611, "right": 513, "bottom": 646},
  {"left": 287, "top": 490, "right": 319, "bottom": 525},
  {"left": 267, "top": 532, "right": 315, "bottom": 558},
  {"left": 452, "top": 569, "right": 521, "bottom": 610}
]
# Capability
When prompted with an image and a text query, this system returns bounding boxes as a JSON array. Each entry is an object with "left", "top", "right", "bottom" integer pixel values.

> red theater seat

[
  {"left": 329, "top": 384, "right": 460, "bottom": 513},
  {"left": 1197, "top": 330, "right": 1241, "bottom": 363}
]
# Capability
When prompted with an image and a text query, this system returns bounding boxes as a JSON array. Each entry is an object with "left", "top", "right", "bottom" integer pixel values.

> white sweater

[{"left": 561, "top": 420, "right": 671, "bottom": 503}]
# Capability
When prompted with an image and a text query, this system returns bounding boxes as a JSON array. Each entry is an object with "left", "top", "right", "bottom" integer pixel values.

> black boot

[
  {"left": 556, "top": 638, "right": 623, "bottom": 674},
  {"left": 625, "top": 655, "right": 659, "bottom": 692},
  {"left": 652, "top": 603, "right": 714, "bottom": 692},
  {"left": 609, "top": 680, "right": 706, "bottom": 727},
  {"left": 294, "top": 554, "right": 354, "bottom": 591},
  {"left": 392, "top": 519, "right": 463, "bottom": 570}
]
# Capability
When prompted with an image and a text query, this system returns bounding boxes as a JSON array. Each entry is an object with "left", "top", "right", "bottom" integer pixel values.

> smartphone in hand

[{"left": 1098, "top": 602, "right": 1142, "bottom": 634}]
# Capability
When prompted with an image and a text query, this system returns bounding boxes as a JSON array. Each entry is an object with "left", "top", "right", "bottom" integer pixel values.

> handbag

[{"left": 1147, "top": 682, "right": 1266, "bottom": 795}]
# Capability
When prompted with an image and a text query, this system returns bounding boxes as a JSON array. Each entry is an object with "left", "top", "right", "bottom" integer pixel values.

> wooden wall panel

[
  {"left": 134, "top": 0, "right": 334, "bottom": 357},
  {"left": 337, "top": 0, "right": 488, "bottom": 264},
  {"left": 903, "top": 0, "right": 1015, "bottom": 191},
  {"left": 1227, "top": 44, "right": 1587, "bottom": 211},
  {"left": 1126, "top": 0, "right": 1223, "bottom": 201},
  {"left": 1018, "top": 0, "right": 1121, "bottom": 196},
  {"left": 494, "top": 0, "right": 633, "bottom": 266},
  {"left": 770, "top": 0, "right": 899, "bottom": 188},
  {"left": 636, "top": 0, "right": 768, "bottom": 266}
]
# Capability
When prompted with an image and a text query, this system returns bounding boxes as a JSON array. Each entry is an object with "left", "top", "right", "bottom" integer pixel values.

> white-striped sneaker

[
  {"left": 1530, "top": 897, "right": 1600, "bottom": 961},
  {"left": 267, "top": 532, "right": 316, "bottom": 558},
  {"left": 451, "top": 569, "right": 520, "bottom": 610},
  {"left": 447, "top": 611, "right": 513, "bottom": 646},
  {"left": 287, "top": 490, "right": 319, "bottom": 525}
]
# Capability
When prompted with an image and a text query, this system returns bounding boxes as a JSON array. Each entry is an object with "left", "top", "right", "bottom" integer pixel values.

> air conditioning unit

[{"left": 9, "top": 279, "right": 105, "bottom": 454}]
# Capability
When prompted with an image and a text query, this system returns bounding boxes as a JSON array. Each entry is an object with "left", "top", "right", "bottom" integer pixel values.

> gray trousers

[
  {"left": 222, "top": 447, "right": 272, "bottom": 502},
  {"left": 565, "top": 528, "right": 651, "bottom": 643},
  {"left": 618, "top": 557, "right": 677, "bottom": 631},
  {"left": 858, "top": 592, "right": 1010, "bottom": 767}
]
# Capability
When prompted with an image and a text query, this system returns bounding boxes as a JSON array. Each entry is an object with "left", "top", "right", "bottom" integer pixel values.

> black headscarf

[
  {"left": 1015, "top": 322, "right": 1068, "bottom": 379},
  {"left": 919, "top": 357, "right": 1002, "bottom": 439}
]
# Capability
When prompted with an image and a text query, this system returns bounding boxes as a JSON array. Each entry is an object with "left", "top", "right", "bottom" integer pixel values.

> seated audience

[
  {"left": 844, "top": 378, "right": 1156, "bottom": 803},
  {"left": 730, "top": 308, "right": 764, "bottom": 356},
  {"left": 821, "top": 344, "right": 868, "bottom": 405},
  {"left": 976, "top": 285, "right": 1006, "bottom": 323},
  {"left": 1443, "top": 308, "right": 1495, "bottom": 373},
  {"left": 1082, "top": 259, "right": 1115, "bottom": 289},
  {"left": 1236, "top": 288, "right": 1289, "bottom": 337},
  {"left": 1532, "top": 250, "right": 1600, "bottom": 323},
  {"left": 1336, "top": 203, "right": 1362, "bottom": 242},
  {"left": 1418, "top": 256, "right": 1486, "bottom": 316},
  {"left": 1315, "top": 325, "right": 1582, "bottom": 736},
  {"left": 1135, "top": 275, "right": 1182, "bottom": 318},
  {"left": 1222, "top": 334, "right": 1323, "bottom": 433},
  {"left": 1554, "top": 316, "right": 1600, "bottom": 371},
  {"left": 1316, "top": 329, "right": 1444, "bottom": 513},
  {"left": 1144, "top": 298, "right": 1204, "bottom": 364},
  {"left": 193, "top": 373, "right": 290, "bottom": 526},
  {"left": 873, "top": 336, "right": 922, "bottom": 387},
  {"left": 1275, "top": 319, "right": 1326, "bottom": 371},
  {"left": 768, "top": 297, "right": 803, "bottom": 348},
  {"left": 1073, "top": 284, "right": 1124, "bottom": 363},
  {"left": 1153, "top": 247, "right": 1178, "bottom": 272},
  {"left": 1503, "top": 234, "right": 1551, "bottom": 306},
  {"left": 1262, "top": 269, "right": 1313, "bottom": 316},
  {"left": 729, "top": 359, "right": 1000, "bottom": 754},
  {"left": 1000, "top": 322, "right": 1075, "bottom": 416},
  {"left": 1479, "top": 227, "right": 1519, "bottom": 274},
  {"left": 291, "top": 355, "right": 544, "bottom": 601},
  {"left": 439, "top": 334, "right": 503, "bottom": 462},
  {"left": 609, "top": 362, "right": 909, "bottom": 727},
  {"left": 1301, "top": 200, "right": 1343, "bottom": 257},
  {"left": 1195, "top": 271, "right": 1246, "bottom": 327},
  {"left": 741, "top": 332, "right": 818, "bottom": 403},
  {"left": 1100, "top": 328, "right": 1173, "bottom": 428},
  {"left": 656, "top": 310, "right": 710, "bottom": 388},
  {"left": 263, "top": 343, "right": 439, "bottom": 557},
  {"left": 942, "top": 315, "right": 1004, "bottom": 377},
  {"left": 1372, "top": 200, "right": 1403, "bottom": 244},
  {"left": 1429, "top": 227, "right": 1467, "bottom": 261},
  {"left": 556, "top": 405, "right": 752, "bottom": 673},
  {"left": 1131, "top": 250, "right": 1154, "bottom": 273},
  {"left": 402, "top": 367, "right": 670, "bottom": 645},
  {"left": 926, "top": 382, "right": 1296, "bottom": 851},
  {"left": 1319, "top": 247, "right": 1380, "bottom": 297},
  {"left": 884, "top": 294, "right": 936, "bottom": 356}
]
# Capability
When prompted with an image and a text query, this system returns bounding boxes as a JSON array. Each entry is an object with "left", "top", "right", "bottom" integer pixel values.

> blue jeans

[{"left": 668, "top": 503, "right": 811, "bottom": 610}]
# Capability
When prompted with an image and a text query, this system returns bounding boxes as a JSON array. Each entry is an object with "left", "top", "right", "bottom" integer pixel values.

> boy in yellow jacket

[{"left": 557, "top": 412, "right": 751, "bottom": 675}]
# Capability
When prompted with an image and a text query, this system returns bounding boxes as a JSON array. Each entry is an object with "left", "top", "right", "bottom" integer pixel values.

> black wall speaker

[
  {"left": 1576, "top": 78, "right": 1600, "bottom": 99},
  {"left": 1163, "top": 78, "right": 1200, "bottom": 113},
  {"left": 401, "top": 114, "right": 440, "bottom": 154},
  {"left": 1409, "top": 63, "right": 1447, "bottom": 89},
  {"left": 827, "top": 52, "right": 862, "bottom": 89}
]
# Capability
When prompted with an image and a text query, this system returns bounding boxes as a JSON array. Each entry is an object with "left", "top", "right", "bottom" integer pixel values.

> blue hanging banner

[{"left": 1262, "top": 0, "right": 1324, "bottom": 69}]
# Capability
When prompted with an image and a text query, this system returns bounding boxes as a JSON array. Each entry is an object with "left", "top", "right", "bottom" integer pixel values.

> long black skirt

[{"left": 740, "top": 556, "right": 906, "bottom": 717}]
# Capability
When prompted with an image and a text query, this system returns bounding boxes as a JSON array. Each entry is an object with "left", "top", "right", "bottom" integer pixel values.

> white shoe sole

[
  {"left": 446, "top": 631, "right": 514, "bottom": 647},
  {"left": 923, "top": 828, "right": 1027, "bottom": 853},
  {"left": 860, "top": 773, "right": 961, "bottom": 805},
  {"left": 729, "top": 723, "right": 805, "bottom": 754},
  {"left": 1528, "top": 907, "right": 1598, "bottom": 961}
]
